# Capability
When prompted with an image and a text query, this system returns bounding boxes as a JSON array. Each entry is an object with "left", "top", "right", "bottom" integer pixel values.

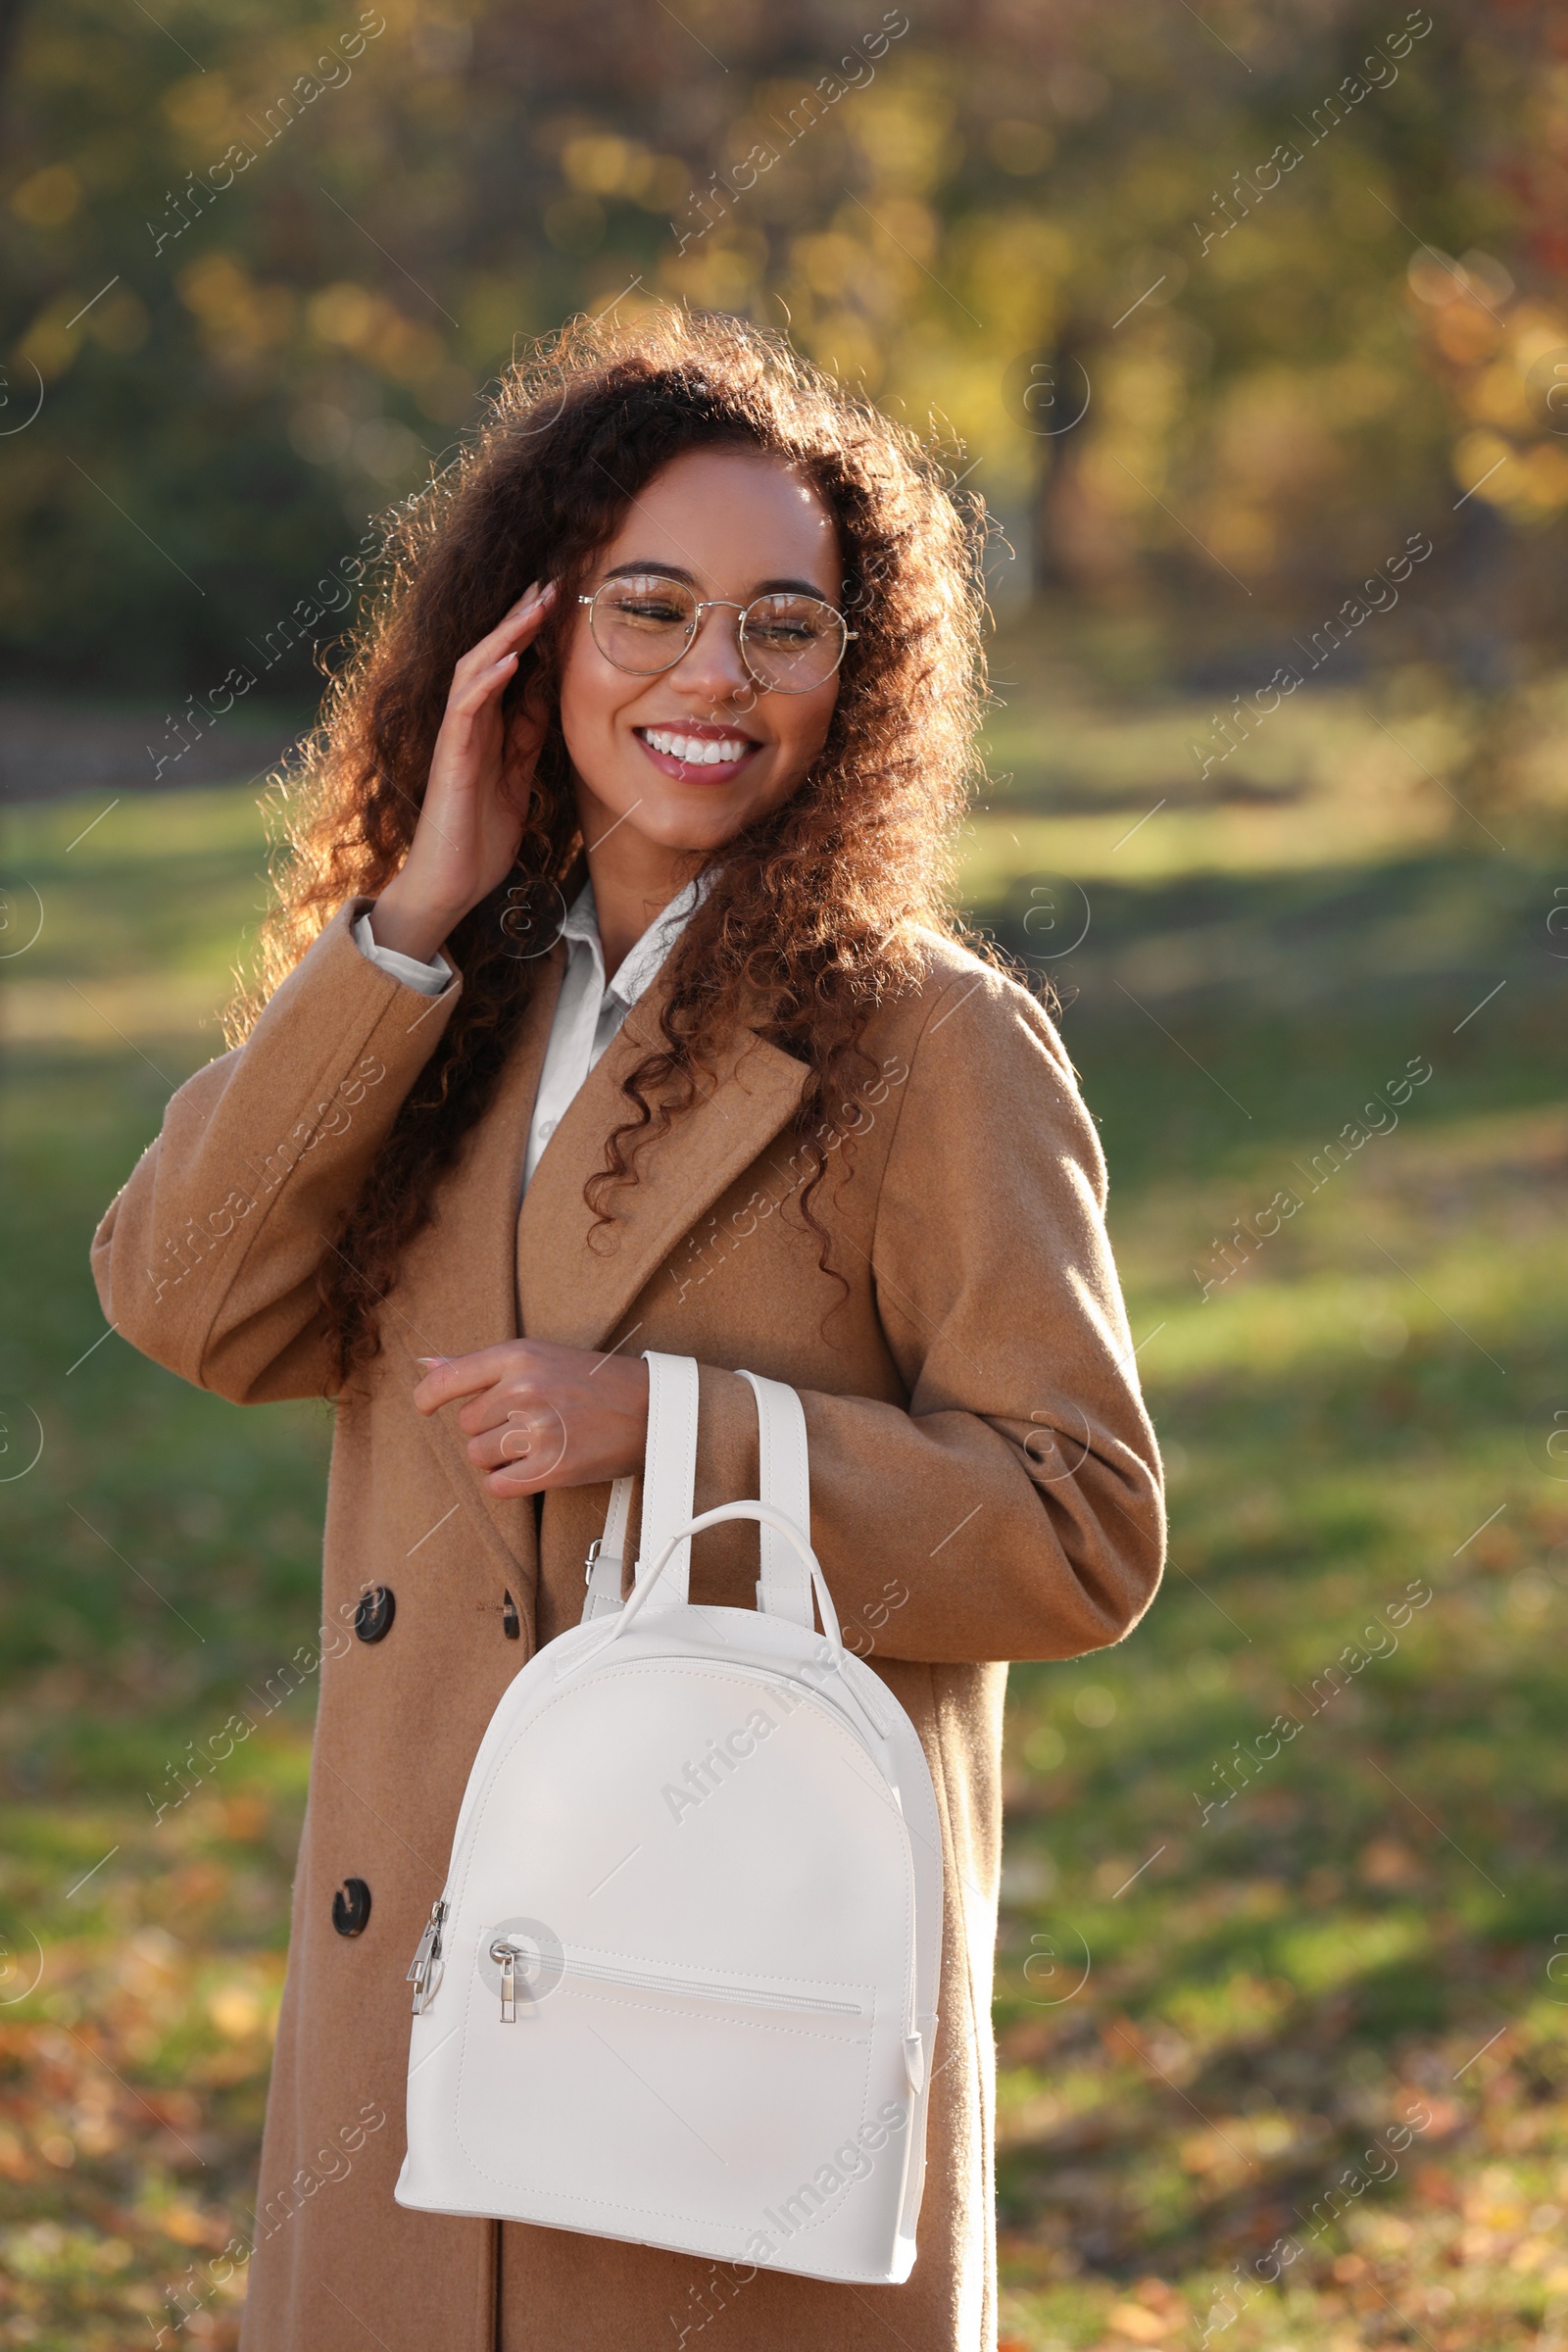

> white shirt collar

[{"left": 562, "top": 872, "right": 710, "bottom": 1008}]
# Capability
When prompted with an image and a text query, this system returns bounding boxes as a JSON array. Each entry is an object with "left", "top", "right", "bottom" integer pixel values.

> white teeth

[{"left": 643, "top": 728, "right": 750, "bottom": 765}]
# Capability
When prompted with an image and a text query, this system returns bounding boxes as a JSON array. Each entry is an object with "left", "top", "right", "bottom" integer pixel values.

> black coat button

[
  {"left": 502, "top": 1589, "right": 520, "bottom": 1641},
  {"left": 354, "top": 1586, "right": 396, "bottom": 1643},
  {"left": 332, "top": 1878, "right": 371, "bottom": 1937}
]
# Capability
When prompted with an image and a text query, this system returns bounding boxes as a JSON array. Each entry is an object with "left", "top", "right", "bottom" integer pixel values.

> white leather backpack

[{"left": 395, "top": 1351, "right": 944, "bottom": 2284}]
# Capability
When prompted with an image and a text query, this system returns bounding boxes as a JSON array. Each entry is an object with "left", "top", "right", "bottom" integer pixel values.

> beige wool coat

[{"left": 93, "top": 896, "right": 1164, "bottom": 2352}]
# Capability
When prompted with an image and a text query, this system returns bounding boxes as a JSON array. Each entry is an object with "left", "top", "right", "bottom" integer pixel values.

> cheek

[
  {"left": 557, "top": 629, "right": 614, "bottom": 740},
  {"left": 773, "top": 680, "right": 838, "bottom": 774},
  {"left": 558, "top": 631, "right": 643, "bottom": 772},
  {"left": 744, "top": 696, "right": 834, "bottom": 831}
]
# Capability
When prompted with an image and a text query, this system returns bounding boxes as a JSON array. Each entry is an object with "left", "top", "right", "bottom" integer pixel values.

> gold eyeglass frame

[{"left": 575, "top": 573, "right": 857, "bottom": 696}]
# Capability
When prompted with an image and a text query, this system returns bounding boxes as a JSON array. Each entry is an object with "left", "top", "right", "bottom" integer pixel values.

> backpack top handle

[
  {"left": 597, "top": 1498, "right": 894, "bottom": 1745},
  {"left": 614, "top": 1500, "right": 843, "bottom": 1656}
]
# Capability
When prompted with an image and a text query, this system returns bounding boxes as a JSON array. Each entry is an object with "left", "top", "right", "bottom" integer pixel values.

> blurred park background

[{"left": 3, "top": 0, "right": 1568, "bottom": 2344}]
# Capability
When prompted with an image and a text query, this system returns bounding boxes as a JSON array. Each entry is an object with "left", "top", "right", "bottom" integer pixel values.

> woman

[{"left": 93, "top": 307, "right": 1163, "bottom": 2352}]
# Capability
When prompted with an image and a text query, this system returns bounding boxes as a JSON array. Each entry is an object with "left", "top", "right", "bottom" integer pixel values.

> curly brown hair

[{"left": 239, "top": 303, "right": 989, "bottom": 1383}]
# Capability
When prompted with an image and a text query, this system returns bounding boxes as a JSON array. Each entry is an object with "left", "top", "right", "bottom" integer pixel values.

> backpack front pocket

[{"left": 453, "top": 1933, "right": 907, "bottom": 2257}]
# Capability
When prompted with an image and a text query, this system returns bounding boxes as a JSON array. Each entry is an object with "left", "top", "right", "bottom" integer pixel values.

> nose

[{"left": 670, "top": 602, "right": 758, "bottom": 706}]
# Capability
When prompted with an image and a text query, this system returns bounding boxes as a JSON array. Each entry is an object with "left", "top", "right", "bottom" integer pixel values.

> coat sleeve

[
  {"left": 90, "top": 900, "right": 464, "bottom": 1404},
  {"left": 693, "top": 960, "right": 1165, "bottom": 1665}
]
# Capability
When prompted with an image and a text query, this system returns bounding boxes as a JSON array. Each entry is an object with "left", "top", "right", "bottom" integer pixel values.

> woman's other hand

[
  {"left": 368, "top": 581, "right": 557, "bottom": 962},
  {"left": 412, "top": 1337, "right": 649, "bottom": 1496}
]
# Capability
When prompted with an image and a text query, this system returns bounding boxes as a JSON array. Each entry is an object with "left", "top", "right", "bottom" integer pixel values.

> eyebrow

[{"left": 599, "top": 560, "right": 834, "bottom": 600}]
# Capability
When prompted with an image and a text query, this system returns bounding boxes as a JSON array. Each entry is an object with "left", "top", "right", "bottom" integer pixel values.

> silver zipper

[
  {"left": 407, "top": 1897, "right": 446, "bottom": 2014},
  {"left": 490, "top": 1938, "right": 518, "bottom": 2022},
  {"left": 556, "top": 1952, "right": 863, "bottom": 2017}
]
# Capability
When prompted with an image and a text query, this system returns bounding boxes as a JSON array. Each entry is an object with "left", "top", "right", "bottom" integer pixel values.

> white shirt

[{"left": 352, "top": 877, "right": 705, "bottom": 1196}]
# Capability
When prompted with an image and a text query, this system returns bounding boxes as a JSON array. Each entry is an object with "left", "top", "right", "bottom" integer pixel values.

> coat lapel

[
  {"left": 384, "top": 945, "right": 566, "bottom": 1580},
  {"left": 382, "top": 947, "right": 809, "bottom": 1583},
  {"left": 516, "top": 971, "right": 809, "bottom": 1352}
]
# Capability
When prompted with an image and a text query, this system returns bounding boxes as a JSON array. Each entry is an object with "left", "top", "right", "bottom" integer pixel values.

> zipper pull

[
  {"left": 408, "top": 1897, "right": 447, "bottom": 2014},
  {"left": 490, "top": 1937, "right": 516, "bottom": 2023}
]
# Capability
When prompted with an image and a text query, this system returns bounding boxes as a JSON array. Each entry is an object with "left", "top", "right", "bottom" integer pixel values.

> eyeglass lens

[{"left": 588, "top": 572, "right": 846, "bottom": 692}]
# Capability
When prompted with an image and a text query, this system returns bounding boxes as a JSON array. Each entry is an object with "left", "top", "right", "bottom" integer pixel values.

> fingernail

[{"left": 416, "top": 1355, "right": 449, "bottom": 1368}]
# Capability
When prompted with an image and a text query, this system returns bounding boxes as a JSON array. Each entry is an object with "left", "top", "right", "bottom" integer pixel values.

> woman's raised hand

[{"left": 368, "top": 580, "right": 557, "bottom": 963}]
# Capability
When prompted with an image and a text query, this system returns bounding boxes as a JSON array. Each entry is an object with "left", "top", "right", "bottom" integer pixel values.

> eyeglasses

[{"left": 576, "top": 570, "right": 855, "bottom": 695}]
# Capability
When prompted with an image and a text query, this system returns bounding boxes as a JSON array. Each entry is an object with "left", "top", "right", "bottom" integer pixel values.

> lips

[{"left": 634, "top": 723, "right": 760, "bottom": 782}]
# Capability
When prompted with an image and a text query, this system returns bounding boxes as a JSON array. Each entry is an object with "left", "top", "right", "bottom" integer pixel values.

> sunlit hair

[{"left": 239, "top": 303, "right": 989, "bottom": 1383}]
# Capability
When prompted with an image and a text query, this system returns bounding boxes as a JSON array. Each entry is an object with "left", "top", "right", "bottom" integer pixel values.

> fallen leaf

[{"left": 1106, "top": 2303, "right": 1168, "bottom": 2342}]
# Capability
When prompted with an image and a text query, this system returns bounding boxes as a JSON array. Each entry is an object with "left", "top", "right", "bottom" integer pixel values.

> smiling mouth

[{"left": 635, "top": 724, "right": 760, "bottom": 774}]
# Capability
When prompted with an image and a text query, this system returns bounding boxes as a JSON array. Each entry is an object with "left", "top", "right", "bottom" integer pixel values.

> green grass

[{"left": 2, "top": 752, "right": 1567, "bottom": 2350}]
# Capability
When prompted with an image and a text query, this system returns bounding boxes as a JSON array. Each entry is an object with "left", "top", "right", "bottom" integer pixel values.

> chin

[{"left": 643, "top": 803, "right": 754, "bottom": 851}]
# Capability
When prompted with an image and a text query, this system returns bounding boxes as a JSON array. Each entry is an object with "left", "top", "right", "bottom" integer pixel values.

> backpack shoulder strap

[
  {"left": 580, "top": 1357, "right": 811, "bottom": 1626},
  {"left": 636, "top": 1351, "right": 700, "bottom": 1609},
  {"left": 581, "top": 1351, "right": 699, "bottom": 1624},
  {"left": 737, "top": 1369, "right": 814, "bottom": 1628},
  {"left": 580, "top": 1475, "right": 633, "bottom": 1622}
]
